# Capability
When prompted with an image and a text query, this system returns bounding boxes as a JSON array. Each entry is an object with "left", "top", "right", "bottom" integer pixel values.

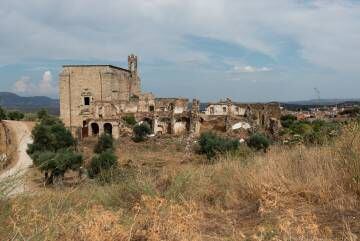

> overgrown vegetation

[
  {"left": 133, "top": 122, "right": 151, "bottom": 142},
  {"left": 2, "top": 121, "right": 360, "bottom": 240},
  {"left": 198, "top": 132, "right": 239, "bottom": 159},
  {"left": 89, "top": 150, "right": 118, "bottom": 179},
  {"left": 122, "top": 115, "right": 137, "bottom": 126},
  {"left": 280, "top": 114, "right": 340, "bottom": 145},
  {"left": 94, "top": 133, "right": 114, "bottom": 154},
  {"left": 27, "top": 113, "right": 83, "bottom": 184}
]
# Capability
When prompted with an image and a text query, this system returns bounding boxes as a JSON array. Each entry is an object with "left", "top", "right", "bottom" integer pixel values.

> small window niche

[{"left": 84, "top": 97, "right": 90, "bottom": 106}]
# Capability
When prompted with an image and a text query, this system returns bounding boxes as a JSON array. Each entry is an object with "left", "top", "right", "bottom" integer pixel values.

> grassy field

[{"left": 1, "top": 123, "right": 360, "bottom": 240}]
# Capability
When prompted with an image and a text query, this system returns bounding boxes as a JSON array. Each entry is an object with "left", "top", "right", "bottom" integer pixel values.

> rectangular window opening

[{"left": 84, "top": 97, "right": 90, "bottom": 106}]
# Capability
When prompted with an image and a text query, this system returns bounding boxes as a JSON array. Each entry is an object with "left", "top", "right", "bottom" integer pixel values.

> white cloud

[
  {"left": 38, "top": 71, "right": 56, "bottom": 93},
  {"left": 12, "top": 71, "right": 57, "bottom": 96},
  {"left": 13, "top": 76, "right": 33, "bottom": 93},
  {"left": 233, "top": 65, "right": 272, "bottom": 73}
]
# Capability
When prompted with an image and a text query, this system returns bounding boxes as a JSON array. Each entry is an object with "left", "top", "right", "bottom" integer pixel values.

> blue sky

[{"left": 0, "top": 0, "right": 359, "bottom": 102}]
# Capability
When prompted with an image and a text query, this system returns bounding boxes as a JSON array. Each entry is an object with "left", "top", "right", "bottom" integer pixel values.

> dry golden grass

[{"left": 1, "top": 122, "right": 360, "bottom": 240}]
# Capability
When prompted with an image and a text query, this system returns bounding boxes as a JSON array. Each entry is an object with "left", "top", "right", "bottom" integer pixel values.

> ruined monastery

[{"left": 59, "top": 55, "right": 281, "bottom": 140}]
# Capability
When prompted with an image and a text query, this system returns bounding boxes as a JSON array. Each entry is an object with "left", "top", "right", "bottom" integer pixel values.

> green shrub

[
  {"left": 247, "top": 133, "right": 270, "bottom": 152},
  {"left": 94, "top": 133, "right": 114, "bottom": 154},
  {"left": 290, "top": 122, "right": 313, "bottom": 136},
  {"left": 122, "top": 115, "right": 137, "bottom": 126},
  {"left": 7, "top": 111, "right": 24, "bottom": 120},
  {"left": 199, "top": 132, "right": 240, "bottom": 159},
  {"left": 133, "top": 123, "right": 151, "bottom": 142},
  {"left": 280, "top": 114, "right": 297, "bottom": 128},
  {"left": 89, "top": 150, "right": 117, "bottom": 178}
]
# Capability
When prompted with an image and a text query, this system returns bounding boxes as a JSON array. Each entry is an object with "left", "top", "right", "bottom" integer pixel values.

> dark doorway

[
  {"left": 82, "top": 121, "right": 89, "bottom": 138},
  {"left": 91, "top": 123, "right": 99, "bottom": 136},
  {"left": 104, "top": 123, "right": 113, "bottom": 135}
]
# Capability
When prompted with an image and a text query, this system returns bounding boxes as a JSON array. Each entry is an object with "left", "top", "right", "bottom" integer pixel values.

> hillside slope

[{"left": 0, "top": 92, "right": 59, "bottom": 115}]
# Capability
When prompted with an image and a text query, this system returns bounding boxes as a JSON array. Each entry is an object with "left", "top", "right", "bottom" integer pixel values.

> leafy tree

[
  {"left": 32, "top": 149, "right": 83, "bottom": 184},
  {"left": 247, "top": 133, "right": 270, "bottom": 152},
  {"left": 0, "top": 106, "right": 6, "bottom": 121},
  {"left": 28, "top": 116, "right": 74, "bottom": 154},
  {"left": 94, "top": 133, "right": 114, "bottom": 154},
  {"left": 88, "top": 149, "right": 117, "bottom": 178},
  {"left": 199, "top": 132, "right": 239, "bottom": 159},
  {"left": 133, "top": 122, "right": 151, "bottom": 142},
  {"left": 7, "top": 111, "right": 24, "bottom": 120},
  {"left": 27, "top": 116, "right": 81, "bottom": 184}
]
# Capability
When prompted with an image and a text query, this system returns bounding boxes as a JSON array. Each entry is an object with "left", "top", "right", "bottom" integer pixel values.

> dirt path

[{"left": 0, "top": 121, "right": 33, "bottom": 196}]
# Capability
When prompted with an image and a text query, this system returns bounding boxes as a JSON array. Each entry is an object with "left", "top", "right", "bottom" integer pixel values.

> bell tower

[
  {"left": 128, "top": 54, "right": 138, "bottom": 74},
  {"left": 128, "top": 54, "right": 141, "bottom": 96}
]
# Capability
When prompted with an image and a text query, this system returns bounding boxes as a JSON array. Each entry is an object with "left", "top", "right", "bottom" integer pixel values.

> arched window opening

[{"left": 104, "top": 123, "right": 113, "bottom": 135}]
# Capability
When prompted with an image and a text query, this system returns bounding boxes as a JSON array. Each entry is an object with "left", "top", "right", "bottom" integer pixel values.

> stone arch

[
  {"left": 91, "top": 123, "right": 99, "bottom": 136},
  {"left": 104, "top": 123, "right": 113, "bottom": 135}
]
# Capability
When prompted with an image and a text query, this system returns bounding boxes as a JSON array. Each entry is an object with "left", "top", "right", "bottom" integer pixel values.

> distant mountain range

[
  {"left": 0, "top": 92, "right": 359, "bottom": 115},
  {"left": 0, "top": 92, "right": 59, "bottom": 115}
]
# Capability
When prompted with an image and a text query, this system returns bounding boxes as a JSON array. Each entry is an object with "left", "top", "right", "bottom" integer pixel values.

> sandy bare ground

[{"left": 0, "top": 121, "right": 33, "bottom": 196}]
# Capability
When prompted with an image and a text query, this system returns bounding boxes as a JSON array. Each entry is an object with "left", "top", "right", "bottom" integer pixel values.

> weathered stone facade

[
  {"left": 202, "top": 99, "right": 282, "bottom": 136},
  {"left": 59, "top": 55, "right": 199, "bottom": 139}
]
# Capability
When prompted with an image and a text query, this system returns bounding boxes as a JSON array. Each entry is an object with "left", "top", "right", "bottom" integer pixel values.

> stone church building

[{"left": 59, "top": 55, "right": 200, "bottom": 139}]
